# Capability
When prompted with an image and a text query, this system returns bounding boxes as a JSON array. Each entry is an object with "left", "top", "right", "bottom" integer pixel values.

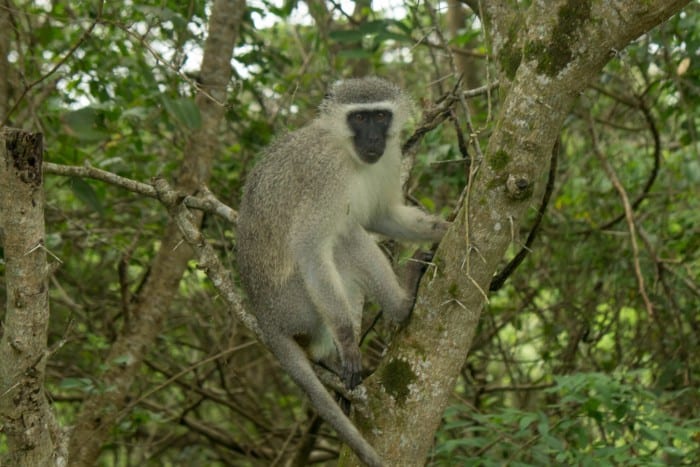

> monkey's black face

[{"left": 347, "top": 110, "right": 393, "bottom": 164}]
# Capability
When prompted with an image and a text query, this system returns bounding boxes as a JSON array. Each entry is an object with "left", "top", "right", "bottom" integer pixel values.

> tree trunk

[
  {"left": 0, "top": 128, "right": 64, "bottom": 466},
  {"left": 339, "top": 0, "right": 690, "bottom": 465}
]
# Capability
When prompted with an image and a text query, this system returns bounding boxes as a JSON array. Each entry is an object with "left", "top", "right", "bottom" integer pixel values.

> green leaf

[
  {"left": 330, "top": 21, "right": 411, "bottom": 45},
  {"left": 58, "top": 377, "right": 94, "bottom": 391},
  {"left": 329, "top": 29, "right": 366, "bottom": 43},
  {"left": 359, "top": 20, "right": 391, "bottom": 34},
  {"left": 518, "top": 412, "right": 539, "bottom": 431},
  {"left": 375, "top": 31, "right": 412, "bottom": 43},
  {"left": 112, "top": 354, "right": 132, "bottom": 366},
  {"left": 62, "top": 107, "right": 109, "bottom": 142},
  {"left": 162, "top": 97, "right": 202, "bottom": 130},
  {"left": 134, "top": 6, "right": 187, "bottom": 29},
  {"left": 122, "top": 106, "right": 149, "bottom": 121},
  {"left": 537, "top": 416, "right": 550, "bottom": 436},
  {"left": 70, "top": 177, "right": 104, "bottom": 216},
  {"left": 338, "top": 48, "right": 374, "bottom": 59}
]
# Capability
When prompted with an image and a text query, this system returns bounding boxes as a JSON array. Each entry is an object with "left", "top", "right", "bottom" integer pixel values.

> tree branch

[{"left": 43, "top": 162, "right": 237, "bottom": 223}]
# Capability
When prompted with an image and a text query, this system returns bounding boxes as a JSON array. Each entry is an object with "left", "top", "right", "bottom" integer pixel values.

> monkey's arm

[{"left": 370, "top": 204, "right": 449, "bottom": 243}]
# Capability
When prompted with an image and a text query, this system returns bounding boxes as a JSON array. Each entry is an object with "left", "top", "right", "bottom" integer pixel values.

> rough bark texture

[
  {"left": 0, "top": 128, "right": 61, "bottom": 466},
  {"left": 339, "top": 1, "right": 690, "bottom": 465},
  {"left": 65, "top": 1, "right": 247, "bottom": 465}
]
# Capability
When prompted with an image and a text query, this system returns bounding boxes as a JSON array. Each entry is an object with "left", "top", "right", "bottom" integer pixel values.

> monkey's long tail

[{"left": 265, "top": 334, "right": 383, "bottom": 467}]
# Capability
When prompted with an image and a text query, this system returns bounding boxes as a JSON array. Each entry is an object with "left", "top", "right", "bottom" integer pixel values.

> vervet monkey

[{"left": 236, "top": 77, "right": 449, "bottom": 467}]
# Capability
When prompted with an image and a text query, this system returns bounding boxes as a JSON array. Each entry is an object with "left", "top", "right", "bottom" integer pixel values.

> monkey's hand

[
  {"left": 338, "top": 327, "right": 363, "bottom": 389},
  {"left": 341, "top": 347, "right": 363, "bottom": 389},
  {"left": 434, "top": 219, "right": 451, "bottom": 238},
  {"left": 383, "top": 294, "right": 413, "bottom": 325}
]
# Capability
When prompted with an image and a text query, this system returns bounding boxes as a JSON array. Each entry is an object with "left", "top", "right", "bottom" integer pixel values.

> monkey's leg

[
  {"left": 298, "top": 250, "right": 363, "bottom": 389},
  {"left": 340, "top": 227, "right": 412, "bottom": 323}
]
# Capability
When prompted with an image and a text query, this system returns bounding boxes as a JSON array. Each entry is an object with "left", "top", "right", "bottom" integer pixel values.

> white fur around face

[{"left": 319, "top": 101, "right": 408, "bottom": 164}]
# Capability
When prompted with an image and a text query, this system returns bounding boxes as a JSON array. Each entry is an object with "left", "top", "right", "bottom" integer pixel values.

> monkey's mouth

[{"left": 357, "top": 147, "right": 385, "bottom": 164}]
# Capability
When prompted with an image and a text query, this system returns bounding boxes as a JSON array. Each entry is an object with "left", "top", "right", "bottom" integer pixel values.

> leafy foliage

[{"left": 434, "top": 372, "right": 700, "bottom": 466}]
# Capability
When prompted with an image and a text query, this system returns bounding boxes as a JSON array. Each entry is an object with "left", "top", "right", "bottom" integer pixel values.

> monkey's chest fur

[
  {"left": 238, "top": 126, "right": 401, "bottom": 296},
  {"left": 344, "top": 146, "right": 402, "bottom": 228}
]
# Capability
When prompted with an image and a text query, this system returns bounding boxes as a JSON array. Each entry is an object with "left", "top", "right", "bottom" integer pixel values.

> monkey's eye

[
  {"left": 353, "top": 113, "right": 365, "bottom": 122},
  {"left": 375, "top": 112, "right": 385, "bottom": 120}
]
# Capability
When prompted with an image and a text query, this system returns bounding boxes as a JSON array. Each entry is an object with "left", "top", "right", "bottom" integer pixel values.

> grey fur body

[{"left": 237, "top": 77, "right": 448, "bottom": 467}]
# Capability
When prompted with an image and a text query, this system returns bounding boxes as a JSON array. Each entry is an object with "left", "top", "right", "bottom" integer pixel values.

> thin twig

[
  {"left": 575, "top": 87, "right": 661, "bottom": 234},
  {"left": 586, "top": 112, "right": 654, "bottom": 319},
  {"left": 122, "top": 341, "right": 257, "bottom": 416}
]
